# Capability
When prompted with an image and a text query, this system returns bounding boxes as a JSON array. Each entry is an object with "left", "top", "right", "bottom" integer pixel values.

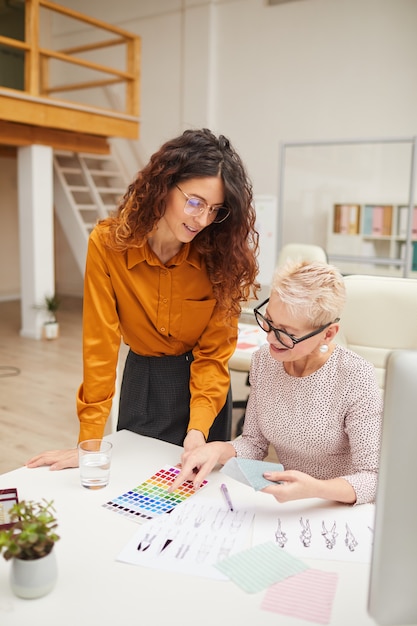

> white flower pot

[
  {"left": 43, "top": 322, "right": 59, "bottom": 340},
  {"left": 10, "top": 550, "right": 58, "bottom": 599}
]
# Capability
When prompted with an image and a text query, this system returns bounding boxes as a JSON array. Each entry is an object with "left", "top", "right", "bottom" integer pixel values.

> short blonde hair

[{"left": 271, "top": 260, "right": 346, "bottom": 327}]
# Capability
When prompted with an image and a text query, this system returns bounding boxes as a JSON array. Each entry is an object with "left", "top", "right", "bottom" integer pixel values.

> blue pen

[{"left": 220, "top": 483, "right": 234, "bottom": 512}]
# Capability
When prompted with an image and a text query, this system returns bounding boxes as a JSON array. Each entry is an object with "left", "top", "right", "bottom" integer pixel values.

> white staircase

[{"left": 53, "top": 150, "right": 130, "bottom": 275}]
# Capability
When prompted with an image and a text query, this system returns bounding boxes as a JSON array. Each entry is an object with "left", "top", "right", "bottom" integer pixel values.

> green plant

[
  {"left": 0, "top": 500, "right": 60, "bottom": 561},
  {"left": 44, "top": 294, "right": 60, "bottom": 323}
]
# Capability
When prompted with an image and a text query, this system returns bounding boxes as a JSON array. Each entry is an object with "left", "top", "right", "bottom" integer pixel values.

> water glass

[{"left": 78, "top": 439, "right": 113, "bottom": 489}]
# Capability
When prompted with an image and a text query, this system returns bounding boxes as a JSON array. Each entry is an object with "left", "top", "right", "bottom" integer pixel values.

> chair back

[
  {"left": 336, "top": 274, "right": 417, "bottom": 388},
  {"left": 277, "top": 243, "right": 328, "bottom": 266}
]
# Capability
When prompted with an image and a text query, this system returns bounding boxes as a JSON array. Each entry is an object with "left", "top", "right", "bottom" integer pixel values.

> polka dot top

[{"left": 232, "top": 343, "right": 383, "bottom": 505}]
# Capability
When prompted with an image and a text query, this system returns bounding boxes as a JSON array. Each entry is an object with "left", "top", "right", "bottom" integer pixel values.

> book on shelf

[
  {"left": 371, "top": 206, "right": 384, "bottom": 235},
  {"left": 399, "top": 242, "right": 417, "bottom": 271},
  {"left": 362, "top": 205, "right": 393, "bottom": 236},
  {"left": 407, "top": 205, "right": 417, "bottom": 236},
  {"left": 397, "top": 206, "right": 417, "bottom": 238},
  {"left": 397, "top": 206, "right": 409, "bottom": 238},
  {"left": 362, "top": 205, "right": 374, "bottom": 235},
  {"left": 333, "top": 204, "right": 360, "bottom": 234},
  {"left": 382, "top": 205, "right": 393, "bottom": 236}
]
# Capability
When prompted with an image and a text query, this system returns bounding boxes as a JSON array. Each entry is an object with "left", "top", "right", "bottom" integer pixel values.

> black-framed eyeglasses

[
  {"left": 253, "top": 298, "right": 340, "bottom": 349},
  {"left": 176, "top": 185, "right": 230, "bottom": 224}
]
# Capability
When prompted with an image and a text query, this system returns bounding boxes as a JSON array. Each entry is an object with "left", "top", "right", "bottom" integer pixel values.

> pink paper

[{"left": 261, "top": 568, "right": 338, "bottom": 624}]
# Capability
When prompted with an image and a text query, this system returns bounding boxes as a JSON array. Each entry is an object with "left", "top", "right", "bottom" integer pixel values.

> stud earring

[{"left": 319, "top": 344, "right": 329, "bottom": 354}]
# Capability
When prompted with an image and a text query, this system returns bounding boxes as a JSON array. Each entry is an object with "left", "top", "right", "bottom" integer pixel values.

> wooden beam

[
  {"left": 0, "top": 35, "right": 30, "bottom": 51},
  {"left": 59, "top": 37, "right": 127, "bottom": 55},
  {"left": 41, "top": 47, "right": 134, "bottom": 80},
  {"left": 0, "top": 121, "right": 111, "bottom": 155},
  {"left": 40, "top": 0, "right": 137, "bottom": 39},
  {"left": 25, "top": 0, "right": 40, "bottom": 96},
  {"left": 0, "top": 146, "right": 17, "bottom": 158},
  {"left": 0, "top": 92, "right": 140, "bottom": 140},
  {"left": 126, "top": 37, "right": 141, "bottom": 117},
  {"left": 45, "top": 77, "right": 124, "bottom": 96}
]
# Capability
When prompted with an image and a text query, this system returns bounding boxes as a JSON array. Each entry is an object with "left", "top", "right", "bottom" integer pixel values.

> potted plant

[
  {"left": 43, "top": 294, "right": 60, "bottom": 339},
  {"left": 0, "top": 499, "right": 60, "bottom": 598}
]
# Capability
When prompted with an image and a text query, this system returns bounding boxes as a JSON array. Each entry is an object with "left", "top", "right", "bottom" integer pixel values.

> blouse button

[{"left": 160, "top": 327, "right": 166, "bottom": 332}]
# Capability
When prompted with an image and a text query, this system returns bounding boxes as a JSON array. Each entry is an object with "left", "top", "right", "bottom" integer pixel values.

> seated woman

[{"left": 171, "top": 260, "right": 383, "bottom": 505}]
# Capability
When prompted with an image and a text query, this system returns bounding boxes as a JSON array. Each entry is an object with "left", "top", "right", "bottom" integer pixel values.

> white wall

[
  {"left": 1, "top": 0, "right": 416, "bottom": 297},
  {"left": 214, "top": 0, "right": 417, "bottom": 186}
]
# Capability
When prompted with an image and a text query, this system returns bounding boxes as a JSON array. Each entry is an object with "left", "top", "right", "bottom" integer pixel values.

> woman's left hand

[
  {"left": 261, "top": 469, "right": 319, "bottom": 503},
  {"left": 261, "top": 469, "right": 357, "bottom": 504}
]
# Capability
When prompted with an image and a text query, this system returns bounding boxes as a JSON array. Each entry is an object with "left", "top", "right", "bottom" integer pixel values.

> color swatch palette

[{"left": 103, "top": 465, "right": 207, "bottom": 523}]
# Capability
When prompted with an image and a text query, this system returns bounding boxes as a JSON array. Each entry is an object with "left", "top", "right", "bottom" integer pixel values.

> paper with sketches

[
  {"left": 117, "top": 496, "right": 255, "bottom": 579},
  {"left": 252, "top": 495, "right": 375, "bottom": 563},
  {"left": 220, "top": 457, "right": 284, "bottom": 490}
]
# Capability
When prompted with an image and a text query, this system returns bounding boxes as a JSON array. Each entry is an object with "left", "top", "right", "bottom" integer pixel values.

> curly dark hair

[{"left": 102, "top": 128, "right": 260, "bottom": 317}]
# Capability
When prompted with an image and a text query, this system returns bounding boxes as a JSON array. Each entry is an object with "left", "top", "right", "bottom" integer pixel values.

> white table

[{"left": 0, "top": 430, "right": 378, "bottom": 626}]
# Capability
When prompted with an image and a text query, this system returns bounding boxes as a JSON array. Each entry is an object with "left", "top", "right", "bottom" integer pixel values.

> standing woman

[{"left": 27, "top": 128, "right": 259, "bottom": 470}]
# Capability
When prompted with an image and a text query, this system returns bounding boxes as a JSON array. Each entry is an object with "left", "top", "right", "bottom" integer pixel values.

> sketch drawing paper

[
  {"left": 252, "top": 494, "right": 374, "bottom": 563},
  {"left": 116, "top": 496, "right": 255, "bottom": 580}
]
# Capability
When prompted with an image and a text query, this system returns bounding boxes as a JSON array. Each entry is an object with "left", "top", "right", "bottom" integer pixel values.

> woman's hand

[
  {"left": 261, "top": 469, "right": 319, "bottom": 502},
  {"left": 182, "top": 429, "right": 206, "bottom": 454},
  {"left": 26, "top": 448, "right": 79, "bottom": 471},
  {"left": 262, "top": 469, "right": 356, "bottom": 504},
  {"left": 170, "top": 441, "right": 235, "bottom": 491}
]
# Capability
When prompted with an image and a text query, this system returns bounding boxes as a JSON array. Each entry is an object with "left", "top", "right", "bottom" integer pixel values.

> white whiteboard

[{"left": 254, "top": 194, "right": 278, "bottom": 286}]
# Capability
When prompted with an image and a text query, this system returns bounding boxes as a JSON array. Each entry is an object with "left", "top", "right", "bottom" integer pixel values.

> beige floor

[
  {"left": 0, "top": 298, "right": 82, "bottom": 474},
  {"left": 0, "top": 298, "right": 270, "bottom": 475}
]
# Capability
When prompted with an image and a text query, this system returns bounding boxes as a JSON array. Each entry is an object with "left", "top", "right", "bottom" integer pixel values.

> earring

[{"left": 319, "top": 344, "right": 329, "bottom": 354}]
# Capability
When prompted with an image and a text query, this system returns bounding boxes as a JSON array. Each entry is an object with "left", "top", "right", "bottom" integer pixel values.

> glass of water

[{"left": 78, "top": 439, "right": 113, "bottom": 489}]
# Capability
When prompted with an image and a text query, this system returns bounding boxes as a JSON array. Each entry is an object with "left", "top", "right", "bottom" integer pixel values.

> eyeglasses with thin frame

[
  {"left": 253, "top": 298, "right": 340, "bottom": 349},
  {"left": 176, "top": 185, "right": 230, "bottom": 224}
]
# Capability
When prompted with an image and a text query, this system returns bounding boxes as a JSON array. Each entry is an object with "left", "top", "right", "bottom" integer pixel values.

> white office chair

[
  {"left": 336, "top": 274, "right": 417, "bottom": 388},
  {"left": 277, "top": 243, "right": 328, "bottom": 266}
]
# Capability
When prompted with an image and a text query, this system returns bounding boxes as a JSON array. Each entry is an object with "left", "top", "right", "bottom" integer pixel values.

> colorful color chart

[{"left": 103, "top": 465, "right": 207, "bottom": 523}]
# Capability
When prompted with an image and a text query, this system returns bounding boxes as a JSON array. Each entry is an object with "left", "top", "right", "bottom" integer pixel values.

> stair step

[
  {"left": 88, "top": 169, "right": 121, "bottom": 176},
  {"left": 53, "top": 148, "right": 130, "bottom": 276},
  {"left": 68, "top": 185, "right": 90, "bottom": 192},
  {"left": 79, "top": 153, "right": 113, "bottom": 160},
  {"left": 57, "top": 166, "right": 82, "bottom": 174},
  {"left": 95, "top": 187, "right": 126, "bottom": 194}
]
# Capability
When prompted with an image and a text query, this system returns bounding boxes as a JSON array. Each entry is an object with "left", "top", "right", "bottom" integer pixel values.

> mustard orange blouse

[{"left": 76, "top": 224, "right": 238, "bottom": 442}]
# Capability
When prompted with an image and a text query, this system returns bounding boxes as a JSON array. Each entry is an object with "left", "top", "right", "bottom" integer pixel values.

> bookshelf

[
  {"left": 277, "top": 135, "right": 417, "bottom": 280},
  {"left": 328, "top": 203, "right": 417, "bottom": 276}
]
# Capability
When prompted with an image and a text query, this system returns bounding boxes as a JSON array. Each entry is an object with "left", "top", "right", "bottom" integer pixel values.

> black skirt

[{"left": 117, "top": 349, "right": 232, "bottom": 446}]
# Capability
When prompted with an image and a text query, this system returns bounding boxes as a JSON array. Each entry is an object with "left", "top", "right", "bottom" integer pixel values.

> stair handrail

[{"left": 0, "top": 0, "right": 140, "bottom": 118}]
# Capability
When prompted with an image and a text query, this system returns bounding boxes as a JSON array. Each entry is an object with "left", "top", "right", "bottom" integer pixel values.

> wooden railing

[{"left": 0, "top": 0, "right": 140, "bottom": 118}]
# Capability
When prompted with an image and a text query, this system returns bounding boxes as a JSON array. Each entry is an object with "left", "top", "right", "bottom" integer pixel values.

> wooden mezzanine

[
  {"left": 0, "top": 0, "right": 141, "bottom": 153},
  {"left": 0, "top": 0, "right": 140, "bottom": 342}
]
